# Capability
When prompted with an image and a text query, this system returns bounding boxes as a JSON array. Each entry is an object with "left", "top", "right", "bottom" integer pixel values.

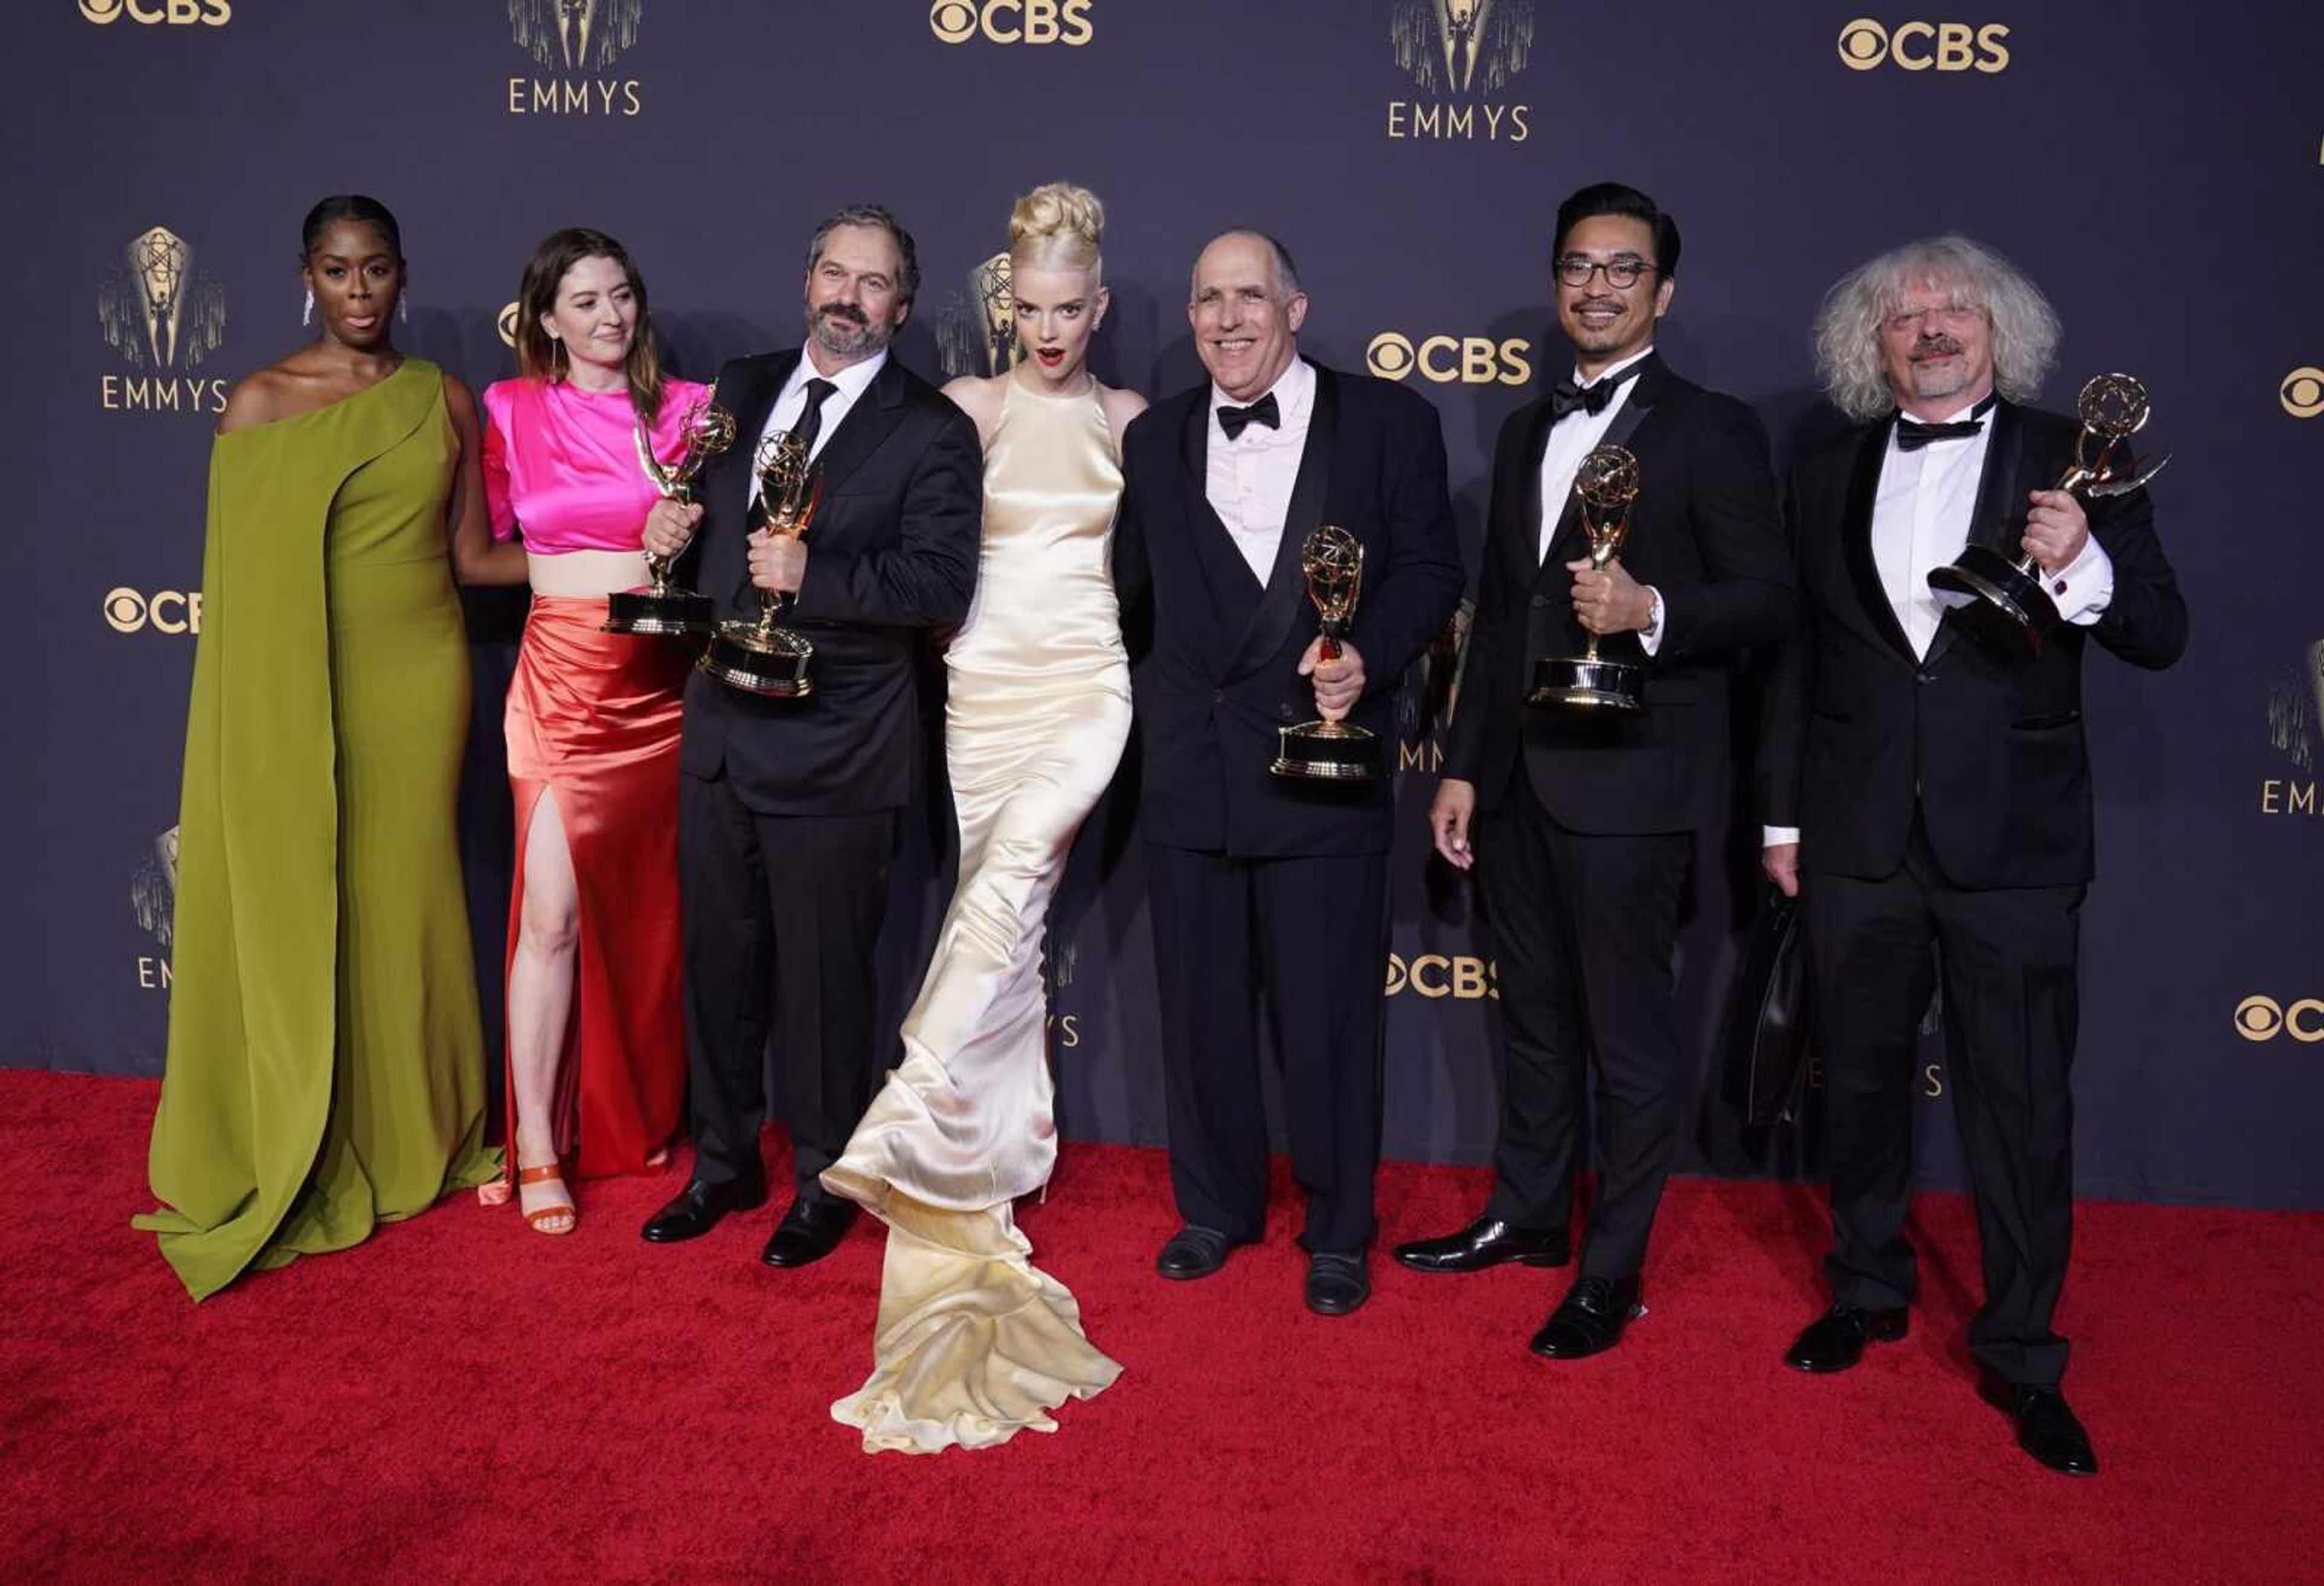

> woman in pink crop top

[{"left": 478, "top": 228, "right": 707, "bottom": 1234}]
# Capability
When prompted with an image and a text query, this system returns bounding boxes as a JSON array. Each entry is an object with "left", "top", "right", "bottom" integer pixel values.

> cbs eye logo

[
  {"left": 930, "top": 0, "right": 1094, "bottom": 45},
  {"left": 1382, "top": 953, "right": 1498, "bottom": 999},
  {"left": 2234, "top": 995, "right": 2324, "bottom": 1043},
  {"left": 1367, "top": 332, "right": 1534, "bottom": 388},
  {"left": 79, "top": 0, "right": 232, "bottom": 23},
  {"left": 104, "top": 587, "right": 202, "bottom": 635},
  {"left": 2281, "top": 367, "right": 2324, "bottom": 419},
  {"left": 1836, "top": 18, "right": 2009, "bottom": 73},
  {"left": 498, "top": 303, "right": 522, "bottom": 349}
]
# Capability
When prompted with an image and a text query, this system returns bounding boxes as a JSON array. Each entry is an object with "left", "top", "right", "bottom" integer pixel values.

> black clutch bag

[{"left": 1726, "top": 887, "right": 1812, "bottom": 1127}]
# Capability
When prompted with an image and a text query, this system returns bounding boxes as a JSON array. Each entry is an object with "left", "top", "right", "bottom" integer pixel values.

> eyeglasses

[
  {"left": 1883, "top": 306, "right": 1985, "bottom": 334},
  {"left": 1556, "top": 255, "right": 1656, "bottom": 290}
]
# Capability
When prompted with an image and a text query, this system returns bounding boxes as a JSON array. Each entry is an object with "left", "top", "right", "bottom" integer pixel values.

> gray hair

[
  {"left": 1812, "top": 235, "right": 2060, "bottom": 422},
  {"left": 803, "top": 203, "right": 921, "bottom": 308},
  {"left": 1189, "top": 229, "right": 1302, "bottom": 302}
]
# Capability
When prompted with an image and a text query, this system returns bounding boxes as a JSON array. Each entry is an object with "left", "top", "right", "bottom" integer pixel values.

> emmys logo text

[
  {"left": 1386, "top": 0, "right": 1534, "bottom": 142},
  {"left": 930, "top": 0, "right": 1094, "bottom": 45},
  {"left": 98, "top": 226, "right": 228, "bottom": 414},
  {"left": 2281, "top": 367, "right": 2323, "bottom": 419},
  {"left": 104, "top": 587, "right": 202, "bottom": 635},
  {"left": 1368, "top": 331, "right": 1533, "bottom": 387},
  {"left": 80, "top": 0, "right": 231, "bottom": 24},
  {"left": 1384, "top": 953, "right": 1499, "bottom": 1000},
  {"left": 2233, "top": 995, "right": 2324, "bottom": 1043},
  {"left": 1836, "top": 18, "right": 2010, "bottom": 72},
  {"left": 505, "top": 0, "right": 644, "bottom": 116}
]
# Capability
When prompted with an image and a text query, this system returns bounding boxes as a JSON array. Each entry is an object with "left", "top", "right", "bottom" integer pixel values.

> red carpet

[{"left": 4, "top": 1070, "right": 2319, "bottom": 1584}]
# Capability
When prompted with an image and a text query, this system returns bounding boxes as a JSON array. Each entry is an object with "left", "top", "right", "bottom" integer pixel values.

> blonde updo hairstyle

[{"left": 1007, "top": 181, "right": 1105, "bottom": 285}]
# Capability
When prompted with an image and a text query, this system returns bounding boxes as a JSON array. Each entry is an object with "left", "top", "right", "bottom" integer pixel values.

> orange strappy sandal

[{"left": 516, "top": 1164, "right": 577, "bottom": 1236}]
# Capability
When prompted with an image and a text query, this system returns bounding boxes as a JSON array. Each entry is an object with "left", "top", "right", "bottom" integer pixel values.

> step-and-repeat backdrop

[{"left": 10, "top": 1, "right": 2319, "bottom": 1207}]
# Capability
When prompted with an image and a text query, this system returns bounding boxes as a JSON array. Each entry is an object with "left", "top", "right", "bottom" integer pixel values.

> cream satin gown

[{"left": 821, "top": 375, "right": 1132, "bottom": 1453}]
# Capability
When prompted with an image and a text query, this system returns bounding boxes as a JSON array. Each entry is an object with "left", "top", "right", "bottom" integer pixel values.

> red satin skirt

[{"left": 498, "top": 595, "right": 691, "bottom": 1184}]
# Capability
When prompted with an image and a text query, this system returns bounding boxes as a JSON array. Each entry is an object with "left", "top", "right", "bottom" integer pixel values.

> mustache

[
  {"left": 818, "top": 304, "right": 868, "bottom": 326},
  {"left": 1911, "top": 338, "right": 1963, "bottom": 359},
  {"left": 1574, "top": 296, "right": 1625, "bottom": 313}
]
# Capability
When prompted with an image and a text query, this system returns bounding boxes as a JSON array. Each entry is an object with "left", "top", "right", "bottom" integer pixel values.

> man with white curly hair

[{"left": 1757, "top": 236, "right": 2186, "bottom": 1476}]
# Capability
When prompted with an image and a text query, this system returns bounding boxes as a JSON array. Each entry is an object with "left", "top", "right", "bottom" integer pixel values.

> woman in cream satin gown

[{"left": 822, "top": 183, "right": 1141, "bottom": 1453}]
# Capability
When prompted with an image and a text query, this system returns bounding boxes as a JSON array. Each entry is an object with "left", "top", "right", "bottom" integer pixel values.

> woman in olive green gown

[{"left": 137, "top": 196, "right": 527, "bottom": 1300}]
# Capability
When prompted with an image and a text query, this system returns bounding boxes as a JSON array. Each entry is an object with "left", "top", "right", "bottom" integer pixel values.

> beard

[{"left": 809, "top": 303, "right": 890, "bottom": 358}]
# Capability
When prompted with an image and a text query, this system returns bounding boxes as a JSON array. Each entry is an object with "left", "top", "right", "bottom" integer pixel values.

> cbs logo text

[
  {"left": 1368, "top": 333, "right": 1533, "bottom": 387},
  {"left": 1384, "top": 954, "right": 1498, "bottom": 1000},
  {"left": 930, "top": 0, "right": 1092, "bottom": 45},
  {"left": 81, "top": 0, "right": 230, "bottom": 22},
  {"left": 2233, "top": 995, "right": 2324, "bottom": 1043},
  {"left": 104, "top": 588, "right": 202, "bottom": 635},
  {"left": 1837, "top": 18, "right": 2009, "bottom": 73}
]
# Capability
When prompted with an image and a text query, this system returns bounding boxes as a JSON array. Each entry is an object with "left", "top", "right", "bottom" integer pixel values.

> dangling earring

[
  {"left": 302, "top": 290, "right": 313, "bottom": 327},
  {"left": 398, "top": 297, "right": 409, "bottom": 325},
  {"left": 550, "top": 335, "right": 568, "bottom": 377}
]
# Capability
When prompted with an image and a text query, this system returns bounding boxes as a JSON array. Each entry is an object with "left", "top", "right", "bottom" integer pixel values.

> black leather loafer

[
  {"left": 640, "top": 1178, "right": 767, "bottom": 1244},
  {"left": 1393, "top": 1216, "right": 1571, "bottom": 1274},
  {"left": 1978, "top": 1371, "right": 2099, "bottom": 1476},
  {"left": 1784, "top": 1303, "right": 1909, "bottom": 1373},
  {"left": 760, "top": 1197, "right": 859, "bottom": 1268},
  {"left": 1305, "top": 1251, "right": 1371, "bottom": 1317},
  {"left": 1528, "top": 1274, "right": 1641, "bottom": 1359},
  {"left": 1155, "top": 1224, "right": 1240, "bottom": 1280}
]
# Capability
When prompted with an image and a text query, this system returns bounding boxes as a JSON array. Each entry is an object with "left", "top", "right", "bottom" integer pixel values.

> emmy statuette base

[
  {"left": 1269, "top": 721, "right": 1381, "bottom": 781},
  {"left": 698, "top": 623, "right": 815, "bottom": 698},
  {"left": 1528, "top": 654, "right": 1647, "bottom": 714},
  {"left": 603, "top": 586, "right": 715, "bottom": 638},
  {"left": 1926, "top": 545, "right": 2061, "bottom": 654}
]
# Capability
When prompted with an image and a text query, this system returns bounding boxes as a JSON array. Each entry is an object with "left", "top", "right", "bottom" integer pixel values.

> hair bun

[{"left": 1007, "top": 182, "right": 1105, "bottom": 254}]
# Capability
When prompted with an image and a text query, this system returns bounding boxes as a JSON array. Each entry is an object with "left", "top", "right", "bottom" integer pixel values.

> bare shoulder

[
  {"left": 215, "top": 365, "right": 297, "bottom": 434},
  {"left": 941, "top": 373, "right": 1006, "bottom": 445},
  {"left": 1098, "top": 384, "right": 1148, "bottom": 451}
]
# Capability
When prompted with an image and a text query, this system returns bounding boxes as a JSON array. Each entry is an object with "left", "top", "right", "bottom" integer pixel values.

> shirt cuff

[
  {"left": 2046, "top": 536, "right": 2115, "bottom": 626},
  {"left": 1638, "top": 586, "right": 1666, "bottom": 656},
  {"left": 1762, "top": 826, "right": 1800, "bottom": 848}
]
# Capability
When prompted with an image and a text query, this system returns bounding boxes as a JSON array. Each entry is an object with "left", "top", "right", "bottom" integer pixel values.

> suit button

[
  {"left": 1529, "top": 595, "right": 1548, "bottom": 609},
  {"left": 1916, "top": 672, "right": 1935, "bottom": 685},
  {"left": 1212, "top": 689, "right": 1224, "bottom": 703}
]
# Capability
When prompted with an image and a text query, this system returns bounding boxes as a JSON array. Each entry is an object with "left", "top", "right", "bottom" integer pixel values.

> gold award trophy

[
  {"left": 1926, "top": 373, "right": 2170, "bottom": 652},
  {"left": 1269, "top": 524, "right": 1382, "bottom": 781},
  {"left": 698, "top": 430, "right": 824, "bottom": 697},
  {"left": 603, "top": 396, "right": 737, "bottom": 636},
  {"left": 1528, "top": 443, "right": 1647, "bottom": 713}
]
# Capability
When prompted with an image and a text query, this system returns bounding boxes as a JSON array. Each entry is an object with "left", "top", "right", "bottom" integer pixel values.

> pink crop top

[{"left": 481, "top": 375, "right": 712, "bottom": 555}]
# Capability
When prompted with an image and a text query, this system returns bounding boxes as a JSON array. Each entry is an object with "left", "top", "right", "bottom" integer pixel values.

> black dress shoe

[
  {"left": 1528, "top": 1274, "right": 1641, "bottom": 1359},
  {"left": 1155, "top": 1224, "right": 1240, "bottom": 1280},
  {"left": 640, "top": 1179, "right": 767, "bottom": 1244},
  {"left": 1305, "top": 1251, "right": 1370, "bottom": 1317},
  {"left": 1393, "top": 1216, "right": 1571, "bottom": 1274},
  {"left": 1784, "top": 1303, "right": 1909, "bottom": 1373},
  {"left": 1978, "top": 1372, "right": 2099, "bottom": 1476},
  {"left": 761, "top": 1198, "right": 859, "bottom": 1268}
]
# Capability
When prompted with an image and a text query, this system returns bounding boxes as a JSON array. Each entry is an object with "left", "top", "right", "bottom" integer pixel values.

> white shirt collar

[
  {"left": 1210, "top": 353, "right": 1313, "bottom": 424},
  {"left": 1573, "top": 344, "right": 1656, "bottom": 389},
  {"left": 789, "top": 346, "right": 887, "bottom": 402},
  {"left": 1895, "top": 388, "right": 1997, "bottom": 429}
]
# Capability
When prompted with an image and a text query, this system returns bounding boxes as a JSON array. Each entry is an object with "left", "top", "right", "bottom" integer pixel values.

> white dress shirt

[
  {"left": 1538, "top": 346, "right": 1665, "bottom": 654},
  {"left": 748, "top": 347, "right": 887, "bottom": 510},
  {"left": 1763, "top": 393, "right": 2116, "bottom": 849},
  {"left": 1206, "top": 355, "right": 1316, "bottom": 583}
]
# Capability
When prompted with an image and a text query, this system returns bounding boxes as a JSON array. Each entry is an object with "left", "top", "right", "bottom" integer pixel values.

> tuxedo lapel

[
  {"left": 809, "top": 356, "right": 911, "bottom": 500},
  {"left": 1223, "top": 364, "right": 1341, "bottom": 684},
  {"left": 1926, "top": 399, "right": 2023, "bottom": 666},
  {"left": 706, "top": 354, "right": 793, "bottom": 607},
  {"left": 1172, "top": 391, "right": 1253, "bottom": 677},
  {"left": 1840, "top": 423, "right": 1917, "bottom": 664}
]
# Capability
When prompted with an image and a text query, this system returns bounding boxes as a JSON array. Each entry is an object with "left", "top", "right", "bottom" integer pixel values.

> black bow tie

[
  {"left": 1895, "top": 395, "right": 1998, "bottom": 451},
  {"left": 1217, "top": 392, "right": 1280, "bottom": 440},
  {"left": 1549, "top": 363, "right": 1644, "bottom": 422}
]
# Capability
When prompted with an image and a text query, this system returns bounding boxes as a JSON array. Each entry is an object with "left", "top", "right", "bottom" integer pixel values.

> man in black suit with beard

[
  {"left": 1396, "top": 183, "right": 1794, "bottom": 1358},
  {"left": 1112, "top": 229, "right": 1462, "bottom": 1317},
  {"left": 637, "top": 205, "right": 981, "bottom": 1268},
  {"left": 1759, "top": 236, "right": 2185, "bottom": 1475}
]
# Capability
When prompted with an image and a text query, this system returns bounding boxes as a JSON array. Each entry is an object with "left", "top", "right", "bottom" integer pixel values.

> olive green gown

[{"left": 137, "top": 358, "right": 499, "bottom": 1301}]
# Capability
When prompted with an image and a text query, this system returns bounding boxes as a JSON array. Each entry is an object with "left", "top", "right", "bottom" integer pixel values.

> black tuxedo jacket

[
  {"left": 1756, "top": 399, "right": 2187, "bottom": 889},
  {"left": 676, "top": 350, "right": 981, "bottom": 814},
  {"left": 1443, "top": 355, "right": 1794, "bottom": 834},
  {"left": 1112, "top": 363, "right": 1463, "bottom": 857}
]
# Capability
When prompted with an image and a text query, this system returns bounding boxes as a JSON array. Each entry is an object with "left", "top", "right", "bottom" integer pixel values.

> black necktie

[
  {"left": 791, "top": 377, "right": 838, "bottom": 459},
  {"left": 1548, "top": 362, "right": 1644, "bottom": 422},
  {"left": 1894, "top": 394, "right": 1998, "bottom": 451},
  {"left": 1217, "top": 392, "right": 1280, "bottom": 441}
]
